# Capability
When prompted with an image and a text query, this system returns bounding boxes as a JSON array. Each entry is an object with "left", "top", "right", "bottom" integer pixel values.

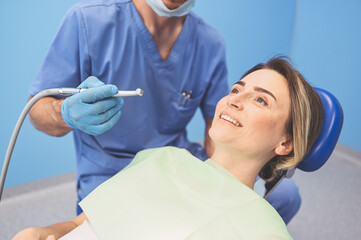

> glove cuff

[{"left": 61, "top": 98, "right": 78, "bottom": 130}]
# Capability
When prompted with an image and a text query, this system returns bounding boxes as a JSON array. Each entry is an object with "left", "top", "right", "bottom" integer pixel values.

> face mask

[{"left": 145, "top": 0, "right": 195, "bottom": 17}]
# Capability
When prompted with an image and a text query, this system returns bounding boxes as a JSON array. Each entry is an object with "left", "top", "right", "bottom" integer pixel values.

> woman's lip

[{"left": 219, "top": 113, "right": 242, "bottom": 127}]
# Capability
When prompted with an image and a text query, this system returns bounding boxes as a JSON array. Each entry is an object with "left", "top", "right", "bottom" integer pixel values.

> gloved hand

[{"left": 61, "top": 76, "right": 123, "bottom": 135}]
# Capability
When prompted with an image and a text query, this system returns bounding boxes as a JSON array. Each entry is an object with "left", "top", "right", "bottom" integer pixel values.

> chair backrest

[
  {"left": 297, "top": 88, "right": 344, "bottom": 172},
  {"left": 264, "top": 87, "right": 343, "bottom": 198}
]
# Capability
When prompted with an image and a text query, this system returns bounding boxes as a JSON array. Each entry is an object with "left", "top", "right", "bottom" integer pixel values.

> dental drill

[
  {"left": 0, "top": 87, "right": 144, "bottom": 202},
  {"left": 59, "top": 87, "right": 144, "bottom": 97}
]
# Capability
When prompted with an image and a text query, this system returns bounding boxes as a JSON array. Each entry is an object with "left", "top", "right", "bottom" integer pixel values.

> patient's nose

[{"left": 227, "top": 95, "right": 244, "bottom": 110}]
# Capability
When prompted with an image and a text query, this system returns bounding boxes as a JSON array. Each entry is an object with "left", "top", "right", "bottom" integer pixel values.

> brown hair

[{"left": 240, "top": 56, "right": 324, "bottom": 181}]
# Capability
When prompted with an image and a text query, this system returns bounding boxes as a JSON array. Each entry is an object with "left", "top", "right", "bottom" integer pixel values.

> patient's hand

[
  {"left": 12, "top": 213, "right": 88, "bottom": 240},
  {"left": 12, "top": 227, "right": 57, "bottom": 240},
  {"left": 12, "top": 228, "right": 41, "bottom": 239}
]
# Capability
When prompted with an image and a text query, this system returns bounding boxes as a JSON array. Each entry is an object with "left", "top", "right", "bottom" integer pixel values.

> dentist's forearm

[{"left": 28, "top": 96, "right": 72, "bottom": 137}]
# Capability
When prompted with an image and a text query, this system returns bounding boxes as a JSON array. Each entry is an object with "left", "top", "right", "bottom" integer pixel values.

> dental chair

[{"left": 264, "top": 87, "right": 344, "bottom": 199}]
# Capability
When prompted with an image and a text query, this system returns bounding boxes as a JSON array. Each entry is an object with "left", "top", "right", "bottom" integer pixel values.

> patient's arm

[{"left": 12, "top": 212, "right": 88, "bottom": 240}]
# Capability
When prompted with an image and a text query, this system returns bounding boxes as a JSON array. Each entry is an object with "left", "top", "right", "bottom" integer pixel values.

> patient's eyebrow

[
  {"left": 234, "top": 81, "right": 276, "bottom": 101},
  {"left": 254, "top": 86, "right": 277, "bottom": 101},
  {"left": 234, "top": 81, "right": 245, "bottom": 86}
]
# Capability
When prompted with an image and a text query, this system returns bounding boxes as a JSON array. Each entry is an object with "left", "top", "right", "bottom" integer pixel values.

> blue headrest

[{"left": 297, "top": 88, "right": 343, "bottom": 172}]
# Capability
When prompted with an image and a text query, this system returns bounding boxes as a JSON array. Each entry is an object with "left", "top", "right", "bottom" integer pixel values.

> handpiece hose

[{"left": 0, "top": 87, "right": 143, "bottom": 202}]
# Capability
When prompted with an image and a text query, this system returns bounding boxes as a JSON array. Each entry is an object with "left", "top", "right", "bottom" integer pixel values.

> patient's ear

[{"left": 275, "top": 135, "right": 293, "bottom": 156}]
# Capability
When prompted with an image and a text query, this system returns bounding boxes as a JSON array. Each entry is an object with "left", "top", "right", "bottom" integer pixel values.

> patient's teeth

[{"left": 220, "top": 114, "right": 240, "bottom": 127}]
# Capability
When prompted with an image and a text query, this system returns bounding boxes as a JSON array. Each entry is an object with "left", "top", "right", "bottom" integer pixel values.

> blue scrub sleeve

[
  {"left": 29, "top": 6, "right": 91, "bottom": 96},
  {"left": 200, "top": 41, "right": 229, "bottom": 120}
]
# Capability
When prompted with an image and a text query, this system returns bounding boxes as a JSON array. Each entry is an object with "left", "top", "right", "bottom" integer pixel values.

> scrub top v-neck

[{"left": 129, "top": 1, "right": 192, "bottom": 68}]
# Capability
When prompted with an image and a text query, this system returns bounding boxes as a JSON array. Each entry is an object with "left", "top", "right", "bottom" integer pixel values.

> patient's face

[{"left": 209, "top": 69, "right": 291, "bottom": 159}]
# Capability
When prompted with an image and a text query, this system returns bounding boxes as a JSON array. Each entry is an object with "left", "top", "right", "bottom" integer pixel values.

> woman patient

[{"left": 13, "top": 57, "right": 323, "bottom": 240}]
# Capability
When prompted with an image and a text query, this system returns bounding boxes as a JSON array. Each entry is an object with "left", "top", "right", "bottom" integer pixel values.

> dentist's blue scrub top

[{"left": 29, "top": 0, "right": 228, "bottom": 201}]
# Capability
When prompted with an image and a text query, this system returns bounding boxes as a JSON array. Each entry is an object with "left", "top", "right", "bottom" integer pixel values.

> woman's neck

[
  {"left": 210, "top": 146, "right": 265, "bottom": 189},
  {"left": 132, "top": 0, "right": 186, "bottom": 60}
]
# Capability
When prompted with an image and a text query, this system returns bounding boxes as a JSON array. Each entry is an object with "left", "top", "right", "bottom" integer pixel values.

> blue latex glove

[{"left": 61, "top": 76, "right": 124, "bottom": 135}]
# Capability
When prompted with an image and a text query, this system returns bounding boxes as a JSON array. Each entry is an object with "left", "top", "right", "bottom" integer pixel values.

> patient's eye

[
  {"left": 256, "top": 97, "right": 268, "bottom": 106},
  {"left": 231, "top": 88, "right": 239, "bottom": 94}
]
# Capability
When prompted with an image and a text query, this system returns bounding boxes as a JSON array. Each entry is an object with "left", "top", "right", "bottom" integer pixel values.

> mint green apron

[{"left": 80, "top": 147, "right": 292, "bottom": 240}]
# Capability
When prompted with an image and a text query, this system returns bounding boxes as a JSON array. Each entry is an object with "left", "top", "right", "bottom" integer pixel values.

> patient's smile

[{"left": 220, "top": 114, "right": 241, "bottom": 127}]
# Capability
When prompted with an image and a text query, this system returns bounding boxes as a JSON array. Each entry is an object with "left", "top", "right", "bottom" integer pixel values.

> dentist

[{"left": 28, "top": 0, "right": 228, "bottom": 215}]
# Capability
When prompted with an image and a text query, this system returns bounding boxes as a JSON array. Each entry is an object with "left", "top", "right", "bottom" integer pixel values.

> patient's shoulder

[
  {"left": 132, "top": 147, "right": 191, "bottom": 163},
  {"left": 120, "top": 146, "right": 192, "bottom": 172},
  {"left": 226, "top": 197, "right": 292, "bottom": 239},
  {"left": 137, "top": 146, "right": 188, "bottom": 155}
]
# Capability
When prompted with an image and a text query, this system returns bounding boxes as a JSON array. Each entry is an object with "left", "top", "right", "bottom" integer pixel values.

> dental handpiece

[{"left": 58, "top": 88, "right": 144, "bottom": 97}]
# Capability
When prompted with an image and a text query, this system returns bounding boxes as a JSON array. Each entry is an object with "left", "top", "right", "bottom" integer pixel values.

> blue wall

[
  {"left": 0, "top": 0, "right": 79, "bottom": 187},
  {"left": 290, "top": 0, "right": 361, "bottom": 152},
  {"left": 1, "top": 0, "right": 359, "bottom": 187}
]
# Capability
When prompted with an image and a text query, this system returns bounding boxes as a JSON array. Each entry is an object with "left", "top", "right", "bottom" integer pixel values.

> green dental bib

[{"left": 79, "top": 147, "right": 292, "bottom": 240}]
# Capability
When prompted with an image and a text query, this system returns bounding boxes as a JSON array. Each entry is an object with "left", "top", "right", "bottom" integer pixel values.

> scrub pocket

[{"left": 160, "top": 91, "right": 203, "bottom": 134}]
